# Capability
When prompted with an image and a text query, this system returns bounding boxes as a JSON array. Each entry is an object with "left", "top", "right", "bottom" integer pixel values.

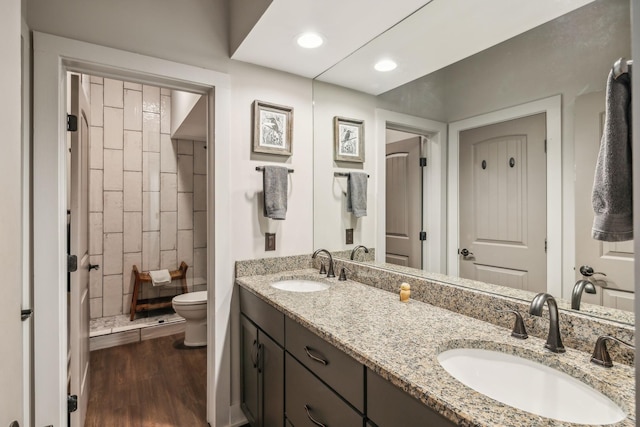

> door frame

[
  {"left": 375, "top": 109, "right": 447, "bottom": 274},
  {"left": 33, "top": 32, "right": 231, "bottom": 426},
  {"left": 447, "top": 95, "right": 562, "bottom": 297}
]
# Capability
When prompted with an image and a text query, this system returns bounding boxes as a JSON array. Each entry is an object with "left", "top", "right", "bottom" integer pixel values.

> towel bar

[
  {"left": 256, "top": 166, "right": 294, "bottom": 173},
  {"left": 334, "top": 172, "right": 370, "bottom": 178}
]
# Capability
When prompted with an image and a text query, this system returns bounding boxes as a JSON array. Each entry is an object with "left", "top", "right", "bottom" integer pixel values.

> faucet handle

[
  {"left": 498, "top": 309, "right": 528, "bottom": 340},
  {"left": 591, "top": 335, "right": 635, "bottom": 368},
  {"left": 338, "top": 267, "right": 348, "bottom": 281}
]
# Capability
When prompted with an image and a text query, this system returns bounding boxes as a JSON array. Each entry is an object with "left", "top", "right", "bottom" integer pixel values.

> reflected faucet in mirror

[
  {"left": 571, "top": 280, "right": 597, "bottom": 311},
  {"left": 350, "top": 245, "right": 370, "bottom": 260},
  {"left": 312, "top": 249, "right": 335, "bottom": 278},
  {"left": 529, "top": 293, "right": 565, "bottom": 353}
]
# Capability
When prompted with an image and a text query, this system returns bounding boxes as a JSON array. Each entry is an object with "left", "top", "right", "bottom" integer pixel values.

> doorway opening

[{"left": 66, "top": 72, "right": 209, "bottom": 426}]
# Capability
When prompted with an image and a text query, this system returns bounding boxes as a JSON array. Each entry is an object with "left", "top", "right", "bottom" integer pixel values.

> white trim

[
  {"left": 33, "top": 32, "right": 231, "bottom": 426},
  {"left": 447, "top": 95, "right": 562, "bottom": 297},
  {"left": 375, "top": 109, "right": 447, "bottom": 273}
]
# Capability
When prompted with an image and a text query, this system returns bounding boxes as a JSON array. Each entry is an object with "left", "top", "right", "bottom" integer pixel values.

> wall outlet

[
  {"left": 346, "top": 228, "right": 354, "bottom": 245},
  {"left": 265, "top": 233, "right": 276, "bottom": 251}
]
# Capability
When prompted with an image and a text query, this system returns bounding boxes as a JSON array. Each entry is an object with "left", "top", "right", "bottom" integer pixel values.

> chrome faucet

[
  {"left": 312, "top": 249, "right": 335, "bottom": 278},
  {"left": 350, "top": 245, "right": 370, "bottom": 260},
  {"left": 529, "top": 293, "right": 565, "bottom": 353},
  {"left": 571, "top": 279, "right": 597, "bottom": 310}
]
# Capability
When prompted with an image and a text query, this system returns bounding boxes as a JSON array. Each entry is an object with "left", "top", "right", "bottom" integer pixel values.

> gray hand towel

[
  {"left": 347, "top": 172, "right": 368, "bottom": 218},
  {"left": 591, "top": 68, "right": 633, "bottom": 241},
  {"left": 263, "top": 166, "right": 288, "bottom": 220}
]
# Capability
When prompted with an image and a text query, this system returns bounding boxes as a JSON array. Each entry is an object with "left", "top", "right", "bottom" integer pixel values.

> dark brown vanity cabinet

[
  {"left": 240, "top": 288, "right": 285, "bottom": 427},
  {"left": 367, "top": 369, "right": 456, "bottom": 427}
]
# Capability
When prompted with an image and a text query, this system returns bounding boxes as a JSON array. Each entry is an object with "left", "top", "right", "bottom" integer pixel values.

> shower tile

[
  {"left": 142, "top": 231, "right": 160, "bottom": 271},
  {"left": 160, "top": 173, "right": 177, "bottom": 212},
  {"left": 142, "top": 191, "right": 160, "bottom": 231},
  {"left": 121, "top": 295, "right": 132, "bottom": 318},
  {"left": 123, "top": 171, "right": 142, "bottom": 212},
  {"left": 177, "top": 193, "right": 193, "bottom": 230},
  {"left": 177, "top": 139, "right": 193, "bottom": 155},
  {"left": 103, "top": 149, "right": 123, "bottom": 191},
  {"left": 160, "top": 94, "right": 171, "bottom": 134},
  {"left": 103, "top": 274, "right": 124, "bottom": 317},
  {"left": 104, "top": 107, "right": 124, "bottom": 150},
  {"left": 123, "top": 212, "right": 142, "bottom": 253},
  {"left": 89, "top": 169, "right": 103, "bottom": 212},
  {"left": 193, "top": 211, "right": 207, "bottom": 248},
  {"left": 142, "top": 152, "right": 160, "bottom": 191},
  {"left": 160, "top": 212, "right": 177, "bottom": 250},
  {"left": 90, "top": 126, "right": 104, "bottom": 170},
  {"left": 177, "top": 155, "right": 193, "bottom": 192},
  {"left": 142, "top": 85, "right": 160, "bottom": 113},
  {"left": 89, "top": 255, "right": 103, "bottom": 298},
  {"left": 90, "top": 297, "right": 103, "bottom": 320},
  {"left": 124, "top": 82, "right": 142, "bottom": 91},
  {"left": 89, "top": 213, "right": 103, "bottom": 255},
  {"left": 160, "top": 249, "right": 177, "bottom": 270},
  {"left": 193, "top": 174, "right": 206, "bottom": 211},
  {"left": 103, "top": 191, "right": 123, "bottom": 233},
  {"left": 160, "top": 135, "right": 177, "bottom": 173},
  {"left": 103, "top": 233, "right": 123, "bottom": 275},
  {"left": 160, "top": 88, "right": 171, "bottom": 96},
  {"left": 193, "top": 141, "right": 206, "bottom": 175},
  {"left": 123, "top": 252, "right": 141, "bottom": 295},
  {"left": 90, "top": 83, "right": 103, "bottom": 127},
  {"left": 143, "top": 112, "right": 160, "bottom": 152},
  {"left": 177, "top": 230, "right": 193, "bottom": 272},
  {"left": 193, "top": 247, "right": 207, "bottom": 284},
  {"left": 124, "top": 89, "right": 142, "bottom": 131},
  {"left": 123, "top": 131, "right": 142, "bottom": 171},
  {"left": 104, "top": 78, "right": 123, "bottom": 108}
]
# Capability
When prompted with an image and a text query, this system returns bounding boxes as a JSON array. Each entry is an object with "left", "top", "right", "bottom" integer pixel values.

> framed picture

[
  {"left": 253, "top": 100, "right": 293, "bottom": 156},
  {"left": 334, "top": 116, "right": 364, "bottom": 163}
]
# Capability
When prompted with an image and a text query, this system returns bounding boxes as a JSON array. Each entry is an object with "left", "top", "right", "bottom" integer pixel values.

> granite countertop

[{"left": 236, "top": 268, "right": 636, "bottom": 427}]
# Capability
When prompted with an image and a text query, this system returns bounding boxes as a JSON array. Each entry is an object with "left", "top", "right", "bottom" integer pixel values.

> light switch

[
  {"left": 346, "top": 229, "right": 354, "bottom": 245},
  {"left": 265, "top": 233, "right": 276, "bottom": 251}
]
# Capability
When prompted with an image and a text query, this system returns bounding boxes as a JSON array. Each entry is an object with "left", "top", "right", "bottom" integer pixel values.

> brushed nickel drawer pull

[
  {"left": 304, "top": 404, "right": 327, "bottom": 427},
  {"left": 304, "top": 346, "right": 328, "bottom": 365}
]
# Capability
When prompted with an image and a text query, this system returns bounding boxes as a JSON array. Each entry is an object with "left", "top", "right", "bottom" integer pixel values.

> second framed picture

[
  {"left": 253, "top": 100, "right": 293, "bottom": 156},
  {"left": 334, "top": 116, "right": 364, "bottom": 163}
]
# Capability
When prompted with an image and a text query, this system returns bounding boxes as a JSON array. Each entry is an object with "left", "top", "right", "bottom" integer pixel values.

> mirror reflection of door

[
  {"left": 574, "top": 91, "right": 635, "bottom": 311},
  {"left": 385, "top": 135, "right": 422, "bottom": 268},
  {"left": 459, "top": 113, "right": 546, "bottom": 292}
]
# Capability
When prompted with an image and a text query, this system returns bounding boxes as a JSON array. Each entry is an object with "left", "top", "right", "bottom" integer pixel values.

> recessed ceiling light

[
  {"left": 296, "top": 32, "right": 324, "bottom": 49},
  {"left": 374, "top": 59, "right": 397, "bottom": 72}
]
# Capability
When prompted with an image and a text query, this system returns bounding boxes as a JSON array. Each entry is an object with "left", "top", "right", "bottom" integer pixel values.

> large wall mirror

[{"left": 312, "top": 0, "right": 634, "bottom": 326}]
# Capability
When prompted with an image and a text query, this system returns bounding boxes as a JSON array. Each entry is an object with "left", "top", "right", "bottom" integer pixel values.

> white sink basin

[
  {"left": 437, "top": 348, "right": 626, "bottom": 425},
  {"left": 270, "top": 279, "right": 330, "bottom": 293}
]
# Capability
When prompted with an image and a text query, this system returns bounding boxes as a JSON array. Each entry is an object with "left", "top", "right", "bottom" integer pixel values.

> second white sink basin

[
  {"left": 270, "top": 279, "right": 330, "bottom": 293},
  {"left": 437, "top": 348, "right": 626, "bottom": 425}
]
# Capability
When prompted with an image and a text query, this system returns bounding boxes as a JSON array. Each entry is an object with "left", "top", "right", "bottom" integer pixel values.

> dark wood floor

[{"left": 85, "top": 333, "right": 207, "bottom": 427}]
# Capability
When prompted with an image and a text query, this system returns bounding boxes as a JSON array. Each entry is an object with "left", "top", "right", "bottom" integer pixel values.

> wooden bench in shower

[{"left": 130, "top": 261, "right": 189, "bottom": 321}]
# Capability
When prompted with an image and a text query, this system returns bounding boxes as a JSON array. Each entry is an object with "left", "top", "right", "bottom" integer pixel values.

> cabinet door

[
  {"left": 367, "top": 369, "right": 455, "bottom": 427},
  {"left": 241, "top": 315, "right": 260, "bottom": 427},
  {"left": 260, "top": 330, "right": 284, "bottom": 427}
]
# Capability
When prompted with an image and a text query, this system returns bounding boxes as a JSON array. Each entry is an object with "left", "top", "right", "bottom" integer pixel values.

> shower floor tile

[{"left": 90, "top": 308, "right": 184, "bottom": 337}]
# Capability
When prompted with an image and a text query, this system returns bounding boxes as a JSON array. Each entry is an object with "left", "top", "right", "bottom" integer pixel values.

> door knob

[
  {"left": 459, "top": 248, "right": 474, "bottom": 259},
  {"left": 579, "top": 265, "right": 606, "bottom": 277}
]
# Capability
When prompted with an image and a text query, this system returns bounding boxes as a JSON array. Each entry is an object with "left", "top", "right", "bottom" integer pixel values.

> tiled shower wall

[{"left": 85, "top": 75, "right": 207, "bottom": 320}]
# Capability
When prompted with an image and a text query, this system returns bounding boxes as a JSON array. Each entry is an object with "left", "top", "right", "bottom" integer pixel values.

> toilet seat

[{"left": 172, "top": 291, "right": 207, "bottom": 306}]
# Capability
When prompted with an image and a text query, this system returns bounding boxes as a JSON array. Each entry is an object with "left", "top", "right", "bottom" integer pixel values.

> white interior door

[
  {"left": 574, "top": 91, "right": 634, "bottom": 309},
  {"left": 69, "top": 74, "right": 91, "bottom": 427},
  {"left": 385, "top": 137, "right": 422, "bottom": 268},
  {"left": 459, "top": 113, "right": 547, "bottom": 292}
]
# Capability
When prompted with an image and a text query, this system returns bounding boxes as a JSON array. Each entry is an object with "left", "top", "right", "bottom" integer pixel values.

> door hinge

[
  {"left": 68, "top": 254, "right": 78, "bottom": 273},
  {"left": 419, "top": 231, "right": 427, "bottom": 241},
  {"left": 67, "top": 114, "right": 78, "bottom": 132},
  {"left": 419, "top": 157, "right": 427, "bottom": 167},
  {"left": 68, "top": 394, "right": 78, "bottom": 413},
  {"left": 544, "top": 139, "right": 547, "bottom": 153},
  {"left": 545, "top": 238, "right": 547, "bottom": 253},
  {"left": 21, "top": 308, "right": 33, "bottom": 321}
]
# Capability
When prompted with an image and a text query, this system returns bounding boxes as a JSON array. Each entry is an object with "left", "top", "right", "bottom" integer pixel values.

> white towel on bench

[{"left": 149, "top": 269, "right": 172, "bottom": 286}]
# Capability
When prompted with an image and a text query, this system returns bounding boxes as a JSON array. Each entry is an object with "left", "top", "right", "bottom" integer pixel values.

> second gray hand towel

[
  {"left": 263, "top": 166, "right": 288, "bottom": 220},
  {"left": 347, "top": 172, "right": 368, "bottom": 218}
]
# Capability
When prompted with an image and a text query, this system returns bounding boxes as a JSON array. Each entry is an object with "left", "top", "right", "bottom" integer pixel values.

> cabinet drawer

[
  {"left": 367, "top": 369, "right": 456, "bottom": 427},
  {"left": 286, "top": 353, "right": 363, "bottom": 427},
  {"left": 285, "top": 317, "right": 364, "bottom": 412},
  {"left": 239, "top": 286, "right": 284, "bottom": 346}
]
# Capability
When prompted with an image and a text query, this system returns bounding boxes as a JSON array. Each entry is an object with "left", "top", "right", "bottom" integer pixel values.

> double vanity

[{"left": 235, "top": 254, "right": 635, "bottom": 426}]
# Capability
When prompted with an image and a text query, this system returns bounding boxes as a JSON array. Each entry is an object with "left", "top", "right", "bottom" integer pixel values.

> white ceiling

[{"left": 232, "top": 0, "right": 596, "bottom": 95}]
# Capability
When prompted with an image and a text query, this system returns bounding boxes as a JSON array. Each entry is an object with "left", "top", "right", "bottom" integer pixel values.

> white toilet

[{"left": 172, "top": 291, "right": 208, "bottom": 347}]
